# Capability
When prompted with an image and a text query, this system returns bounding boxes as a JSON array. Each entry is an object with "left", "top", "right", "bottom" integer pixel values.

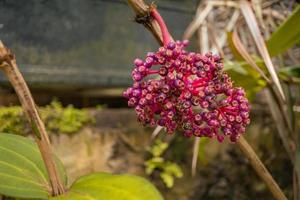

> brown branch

[
  {"left": 126, "top": 0, "right": 174, "bottom": 45},
  {"left": 237, "top": 136, "right": 287, "bottom": 200},
  {"left": 126, "top": 1, "right": 288, "bottom": 200},
  {"left": 0, "top": 41, "right": 65, "bottom": 196}
]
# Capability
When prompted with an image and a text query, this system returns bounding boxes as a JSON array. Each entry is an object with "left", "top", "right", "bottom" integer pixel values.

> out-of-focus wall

[{"left": 0, "top": 0, "right": 197, "bottom": 89}]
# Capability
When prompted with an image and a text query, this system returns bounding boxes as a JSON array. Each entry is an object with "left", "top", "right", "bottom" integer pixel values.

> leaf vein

[{"left": 0, "top": 146, "right": 48, "bottom": 182}]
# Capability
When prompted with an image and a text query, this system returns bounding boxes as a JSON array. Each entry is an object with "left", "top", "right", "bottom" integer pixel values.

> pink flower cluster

[{"left": 123, "top": 40, "right": 250, "bottom": 142}]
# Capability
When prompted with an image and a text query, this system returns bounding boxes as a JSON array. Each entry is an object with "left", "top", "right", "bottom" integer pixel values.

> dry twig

[
  {"left": 192, "top": 137, "right": 200, "bottom": 177},
  {"left": 237, "top": 136, "right": 288, "bottom": 200},
  {"left": 240, "top": 0, "right": 286, "bottom": 101},
  {"left": 0, "top": 41, "right": 65, "bottom": 196},
  {"left": 183, "top": 2, "right": 213, "bottom": 40}
]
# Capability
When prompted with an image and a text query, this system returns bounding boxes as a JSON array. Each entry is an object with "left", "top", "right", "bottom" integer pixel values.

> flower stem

[
  {"left": 150, "top": 7, "right": 171, "bottom": 45},
  {"left": 147, "top": 69, "right": 159, "bottom": 75},
  {"left": 192, "top": 137, "right": 200, "bottom": 176},
  {"left": 0, "top": 41, "right": 65, "bottom": 196}
]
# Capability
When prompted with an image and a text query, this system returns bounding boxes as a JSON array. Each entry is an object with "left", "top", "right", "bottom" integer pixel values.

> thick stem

[
  {"left": 237, "top": 136, "right": 287, "bottom": 200},
  {"left": 0, "top": 41, "right": 65, "bottom": 195},
  {"left": 150, "top": 8, "right": 171, "bottom": 45},
  {"left": 127, "top": 0, "right": 173, "bottom": 45}
]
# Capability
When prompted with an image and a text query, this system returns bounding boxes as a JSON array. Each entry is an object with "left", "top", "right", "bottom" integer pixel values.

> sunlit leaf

[
  {"left": 0, "top": 133, "right": 67, "bottom": 199},
  {"left": 160, "top": 172, "right": 174, "bottom": 188},
  {"left": 164, "top": 162, "right": 183, "bottom": 178},
  {"left": 145, "top": 157, "right": 164, "bottom": 175},
  {"left": 51, "top": 172, "right": 164, "bottom": 200},
  {"left": 267, "top": 5, "right": 300, "bottom": 56},
  {"left": 149, "top": 139, "right": 168, "bottom": 157}
]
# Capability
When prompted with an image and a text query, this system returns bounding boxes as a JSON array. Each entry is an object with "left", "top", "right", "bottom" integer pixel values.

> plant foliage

[
  {"left": 51, "top": 173, "right": 164, "bottom": 200},
  {"left": 0, "top": 133, "right": 67, "bottom": 199},
  {"left": 267, "top": 5, "right": 300, "bottom": 56},
  {"left": 0, "top": 100, "right": 93, "bottom": 135},
  {"left": 145, "top": 139, "right": 183, "bottom": 188}
]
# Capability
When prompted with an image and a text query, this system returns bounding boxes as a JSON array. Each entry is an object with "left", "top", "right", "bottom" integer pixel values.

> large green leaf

[
  {"left": 267, "top": 5, "right": 300, "bottom": 56},
  {"left": 0, "top": 133, "right": 67, "bottom": 199},
  {"left": 51, "top": 172, "right": 164, "bottom": 200}
]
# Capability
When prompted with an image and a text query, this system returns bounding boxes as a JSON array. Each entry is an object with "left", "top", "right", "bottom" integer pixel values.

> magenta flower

[{"left": 124, "top": 8, "right": 250, "bottom": 142}]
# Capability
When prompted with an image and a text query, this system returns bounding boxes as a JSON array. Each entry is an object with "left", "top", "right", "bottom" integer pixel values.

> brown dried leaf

[
  {"left": 239, "top": 0, "right": 285, "bottom": 100},
  {"left": 231, "top": 29, "right": 270, "bottom": 83},
  {"left": 183, "top": 3, "right": 213, "bottom": 40}
]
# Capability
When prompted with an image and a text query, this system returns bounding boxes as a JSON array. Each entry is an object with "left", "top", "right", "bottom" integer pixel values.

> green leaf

[
  {"left": 145, "top": 157, "right": 164, "bottom": 175},
  {"left": 160, "top": 172, "right": 174, "bottom": 188},
  {"left": 148, "top": 139, "right": 168, "bottom": 157},
  {"left": 267, "top": 5, "right": 300, "bottom": 56},
  {"left": 163, "top": 163, "right": 183, "bottom": 178},
  {"left": 51, "top": 172, "right": 164, "bottom": 200},
  {"left": 224, "top": 60, "right": 267, "bottom": 100},
  {"left": 0, "top": 133, "right": 67, "bottom": 199},
  {"left": 278, "top": 66, "right": 300, "bottom": 83}
]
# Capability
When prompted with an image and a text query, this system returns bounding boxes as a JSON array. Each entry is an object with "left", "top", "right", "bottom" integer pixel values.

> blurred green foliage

[
  {"left": 224, "top": 60, "right": 267, "bottom": 100},
  {"left": 41, "top": 100, "right": 94, "bottom": 134},
  {"left": 267, "top": 5, "right": 300, "bottom": 56},
  {"left": 0, "top": 100, "right": 93, "bottom": 135},
  {"left": 145, "top": 139, "right": 183, "bottom": 188},
  {"left": 278, "top": 66, "right": 300, "bottom": 83},
  {"left": 0, "top": 106, "right": 27, "bottom": 136},
  {"left": 198, "top": 137, "right": 209, "bottom": 166}
]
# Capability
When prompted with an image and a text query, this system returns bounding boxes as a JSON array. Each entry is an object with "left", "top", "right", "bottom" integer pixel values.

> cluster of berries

[{"left": 123, "top": 40, "right": 250, "bottom": 142}]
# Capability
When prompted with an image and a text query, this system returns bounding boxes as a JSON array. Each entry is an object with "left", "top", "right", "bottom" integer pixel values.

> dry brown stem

[
  {"left": 237, "top": 136, "right": 288, "bottom": 200},
  {"left": 0, "top": 41, "right": 65, "bottom": 196},
  {"left": 127, "top": 0, "right": 163, "bottom": 45}
]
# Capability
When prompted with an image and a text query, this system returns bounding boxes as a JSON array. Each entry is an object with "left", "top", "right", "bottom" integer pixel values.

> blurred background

[
  {"left": 0, "top": 0, "right": 197, "bottom": 107},
  {"left": 0, "top": 0, "right": 299, "bottom": 200}
]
